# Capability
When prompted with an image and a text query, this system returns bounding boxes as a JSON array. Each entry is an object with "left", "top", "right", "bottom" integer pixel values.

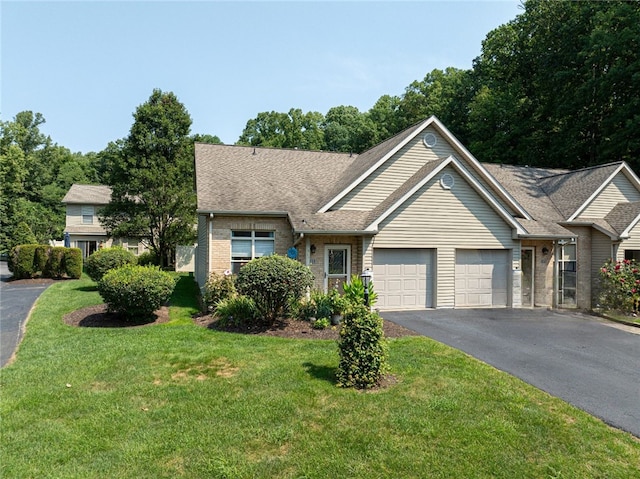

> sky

[{"left": 1, "top": 1, "right": 523, "bottom": 154}]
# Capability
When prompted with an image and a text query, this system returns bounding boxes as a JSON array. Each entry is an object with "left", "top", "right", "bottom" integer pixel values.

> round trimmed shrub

[
  {"left": 337, "top": 304, "right": 389, "bottom": 389},
  {"left": 204, "top": 271, "right": 236, "bottom": 312},
  {"left": 9, "top": 244, "right": 40, "bottom": 278},
  {"left": 98, "top": 265, "right": 176, "bottom": 320},
  {"left": 85, "top": 246, "right": 137, "bottom": 282},
  {"left": 235, "top": 255, "right": 314, "bottom": 324}
]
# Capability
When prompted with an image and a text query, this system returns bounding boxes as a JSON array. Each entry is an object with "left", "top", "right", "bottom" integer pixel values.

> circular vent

[
  {"left": 440, "top": 173, "right": 454, "bottom": 190},
  {"left": 423, "top": 132, "right": 437, "bottom": 148}
]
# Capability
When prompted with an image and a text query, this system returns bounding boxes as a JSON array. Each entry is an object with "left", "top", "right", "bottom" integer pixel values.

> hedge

[{"left": 9, "top": 244, "right": 82, "bottom": 279}]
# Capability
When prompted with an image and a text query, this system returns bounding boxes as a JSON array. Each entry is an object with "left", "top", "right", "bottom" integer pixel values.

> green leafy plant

[
  {"left": 312, "top": 317, "right": 330, "bottom": 330},
  {"left": 290, "top": 297, "right": 317, "bottom": 321},
  {"left": 137, "top": 250, "right": 160, "bottom": 266},
  {"left": 9, "top": 244, "right": 41, "bottom": 278},
  {"left": 215, "top": 295, "right": 259, "bottom": 327},
  {"left": 310, "top": 290, "right": 332, "bottom": 320},
  {"left": 235, "top": 255, "right": 314, "bottom": 323},
  {"left": 203, "top": 271, "right": 236, "bottom": 312},
  {"left": 97, "top": 265, "right": 176, "bottom": 320},
  {"left": 343, "top": 274, "right": 378, "bottom": 307},
  {"left": 85, "top": 246, "right": 137, "bottom": 282},
  {"left": 328, "top": 287, "right": 349, "bottom": 315},
  {"left": 598, "top": 259, "right": 640, "bottom": 313},
  {"left": 337, "top": 304, "right": 388, "bottom": 389}
]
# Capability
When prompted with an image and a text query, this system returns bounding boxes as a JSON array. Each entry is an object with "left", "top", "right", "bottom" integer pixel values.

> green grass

[{"left": 1, "top": 274, "right": 639, "bottom": 478}]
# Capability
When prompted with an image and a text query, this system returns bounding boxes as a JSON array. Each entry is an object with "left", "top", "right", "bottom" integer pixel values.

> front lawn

[{"left": 1, "top": 275, "right": 639, "bottom": 478}]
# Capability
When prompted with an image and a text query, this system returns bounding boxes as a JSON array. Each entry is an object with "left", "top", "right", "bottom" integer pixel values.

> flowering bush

[{"left": 598, "top": 259, "right": 640, "bottom": 313}]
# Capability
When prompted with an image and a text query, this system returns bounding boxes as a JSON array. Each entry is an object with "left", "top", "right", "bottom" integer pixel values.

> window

[
  {"left": 81, "top": 206, "right": 94, "bottom": 224},
  {"left": 558, "top": 243, "right": 577, "bottom": 307},
  {"left": 126, "top": 239, "right": 139, "bottom": 255},
  {"left": 625, "top": 250, "right": 640, "bottom": 262},
  {"left": 231, "top": 230, "right": 275, "bottom": 273}
]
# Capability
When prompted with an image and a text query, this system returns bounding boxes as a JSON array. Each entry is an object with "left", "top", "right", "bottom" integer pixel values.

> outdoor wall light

[
  {"left": 361, "top": 268, "right": 373, "bottom": 307},
  {"left": 310, "top": 244, "right": 316, "bottom": 254},
  {"left": 542, "top": 247, "right": 549, "bottom": 255}
]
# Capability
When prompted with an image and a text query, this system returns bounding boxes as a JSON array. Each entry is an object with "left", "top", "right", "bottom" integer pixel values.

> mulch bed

[{"left": 64, "top": 304, "right": 419, "bottom": 339}]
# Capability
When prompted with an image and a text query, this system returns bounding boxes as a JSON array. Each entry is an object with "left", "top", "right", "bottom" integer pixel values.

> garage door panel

[
  {"left": 456, "top": 250, "right": 509, "bottom": 308},
  {"left": 374, "top": 249, "right": 434, "bottom": 310}
]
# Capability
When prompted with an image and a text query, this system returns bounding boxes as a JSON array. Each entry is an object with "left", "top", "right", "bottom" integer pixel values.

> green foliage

[
  {"left": 84, "top": 246, "right": 137, "bottom": 282},
  {"left": 63, "top": 248, "right": 83, "bottom": 279},
  {"left": 99, "top": 89, "right": 196, "bottom": 268},
  {"left": 97, "top": 265, "right": 176, "bottom": 320},
  {"left": 9, "top": 244, "right": 40, "bottom": 278},
  {"left": 235, "top": 255, "right": 314, "bottom": 324},
  {"left": 598, "top": 259, "right": 640, "bottom": 313},
  {"left": 203, "top": 271, "right": 236, "bottom": 312},
  {"left": 310, "top": 290, "right": 332, "bottom": 320},
  {"left": 214, "top": 295, "right": 259, "bottom": 327},
  {"left": 312, "top": 317, "right": 330, "bottom": 330},
  {"left": 291, "top": 297, "right": 318, "bottom": 321},
  {"left": 343, "top": 274, "right": 378, "bottom": 307},
  {"left": 11, "top": 222, "right": 37, "bottom": 250},
  {"left": 8, "top": 244, "right": 81, "bottom": 279},
  {"left": 337, "top": 304, "right": 389, "bottom": 389},
  {"left": 136, "top": 250, "right": 160, "bottom": 266}
]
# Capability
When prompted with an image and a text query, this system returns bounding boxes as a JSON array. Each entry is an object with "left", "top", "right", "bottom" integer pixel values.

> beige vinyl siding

[
  {"left": 617, "top": 222, "right": 640, "bottom": 261},
  {"left": 372, "top": 166, "right": 517, "bottom": 307},
  {"left": 335, "top": 128, "right": 449, "bottom": 211},
  {"left": 196, "top": 214, "right": 209, "bottom": 288},
  {"left": 66, "top": 204, "right": 102, "bottom": 227},
  {"left": 579, "top": 173, "right": 640, "bottom": 218}
]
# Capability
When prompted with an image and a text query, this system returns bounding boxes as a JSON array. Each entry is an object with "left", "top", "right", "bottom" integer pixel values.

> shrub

[
  {"left": 310, "top": 290, "right": 332, "bottom": 319},
  {"left": 98, "top": 265, "right": 176, "bottom": 320},
  {"left": 236, "top": 255, "right": 314, "bottom": 324},
  {"left": 291, "top": 297, "right": 317, "bottom": 321},
  {"left": 44, "top": 247, "right": 66, "bottom": 278},
  {"left": 63, "top": 248, "right": 83, "bottom": 279},
  {"left": 312, "top": 317, "right": 330, "bottom": 330},
  {"left": 215, "top": 295, "right": 260, "bottom": 327},
  {"left": 337, "top": 304, "right": 389, "bottom": 389},
  {"left": 598, "top": 259, "right": 640, "bottom": 313},
  {"left": 85, "top": 246, "right": 137, "bottom": 282},
  {"left": 203, "top": 271, "right": 236, "bottom": 312},
  {"left": 137, "top": 250, "right": 160, "bottom": 266},
  {"left": 343, "top": 274, "right": 378, "bottom": 308},
  {"left": 9, "top": 244, "right": 40, "bottom": 278},
  {"left": 34, "top": 245, "right": 49, "bottom": 274}
]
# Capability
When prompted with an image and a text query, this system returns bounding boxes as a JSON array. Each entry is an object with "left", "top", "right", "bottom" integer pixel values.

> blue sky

[{"left": 1, "top": 1, "right": 522, "bottom": 154}]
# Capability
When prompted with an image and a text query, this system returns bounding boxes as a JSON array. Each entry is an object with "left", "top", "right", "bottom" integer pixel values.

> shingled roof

[{"left": 62, "top": 184, "right": 112, "bottom": 204}]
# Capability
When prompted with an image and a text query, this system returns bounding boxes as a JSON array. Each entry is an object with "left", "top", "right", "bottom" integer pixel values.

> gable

[
  {"left": 373, "top": 165, "right": 517, "bottom": 248},
  {"left": 577, "top": 171, "right": 640, "bottom": 219}
]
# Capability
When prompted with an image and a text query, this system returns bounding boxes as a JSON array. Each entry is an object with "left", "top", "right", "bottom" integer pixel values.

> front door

[
  {"left": 324, "top": 245, "right": 351, "bottom": 292},
  {"left": 521, "top": 248, "right": 534, "bottom": 307}
]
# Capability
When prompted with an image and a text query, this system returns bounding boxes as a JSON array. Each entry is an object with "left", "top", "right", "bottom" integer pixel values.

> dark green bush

[
  {"left": 8, "top": 245, "right": 82, "bottom": 279},
  {"left": 236, "top": 255, "right": 314, "bottom": 324},
  {"left": 63, "top": 248, "right": 83, "bottom": 279},
  {"left": 85, "top": 246, "right": 137, "bottom": 282},
  {"left": 337, "top": 304, "right": 389, "bottom": 389},
  {"left": 215, "top": 295, "right": 259, "bottom": 327},
  {"left": 9, "top": 244, "right": 40, "bottom": 278},
  {"left": 137, "top": 250, "right": 160, "bottom": 266},
  {"left": 203, "top": 271, "right": 236, "bottom": 312},
  {"left": 98, "top": 265, "right": 176, "bottom": 320}
]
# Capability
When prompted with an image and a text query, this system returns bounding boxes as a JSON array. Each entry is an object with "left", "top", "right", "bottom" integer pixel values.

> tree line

[{"left": 2, "top": 0, "right": 638, "bottom": 258}]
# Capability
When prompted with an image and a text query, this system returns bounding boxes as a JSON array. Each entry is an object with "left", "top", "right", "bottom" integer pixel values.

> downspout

[
  {"left": 209, "top": 213, "right": 214, "bottom": 277},
  {"left": 553, "top": 240, "right": 559, "bottom": 308}
]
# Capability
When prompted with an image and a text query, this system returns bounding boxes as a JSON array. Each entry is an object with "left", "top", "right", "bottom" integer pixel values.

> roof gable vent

[{"left": 423, "top": 132, "right": 437, "bottom": 148}]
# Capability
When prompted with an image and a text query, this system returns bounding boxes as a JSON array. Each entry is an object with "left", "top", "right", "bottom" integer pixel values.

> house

[
  {"left": 194, "top": 116, "right": 640, "bottom": 310},
  {"left": 61, "top": 184, "right": 147, "bottom": 258}
]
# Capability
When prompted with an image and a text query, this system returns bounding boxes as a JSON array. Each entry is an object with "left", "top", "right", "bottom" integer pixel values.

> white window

[
  {"left": 126, "top": 239, "right": 139, "bottom": 255},
  {"left": 81, "top": 206, "right": 94, "bottom": 224},
  {"left": 231, "top": 230, "right": 275, "bottom": 274}
]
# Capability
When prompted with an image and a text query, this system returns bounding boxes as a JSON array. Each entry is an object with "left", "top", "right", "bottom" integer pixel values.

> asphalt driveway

[
  {"left": 0, "top": 261, "right": 51, "bottom": 367},
  {"left": 383, "top": 308, "right": 640, "bottom": 438}
]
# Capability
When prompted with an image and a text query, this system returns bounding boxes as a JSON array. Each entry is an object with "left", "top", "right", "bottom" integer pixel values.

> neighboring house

[
  {"left": 194, "top": 116, "right": 640, "bottom": 310},
  {"left": 61, "top": 184, "right": 147, "bottom": 258}
]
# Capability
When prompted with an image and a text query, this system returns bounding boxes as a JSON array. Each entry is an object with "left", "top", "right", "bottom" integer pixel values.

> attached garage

[
  {"left": 373, "top": 248, "right": 434, "bottom": 310},
  {"left": 455, "top": 249, "right": 510, "bottom": 307}
]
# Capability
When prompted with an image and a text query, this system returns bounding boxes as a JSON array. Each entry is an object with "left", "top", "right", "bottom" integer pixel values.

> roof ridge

[
  {"left": 538, "top": 161, "right": 622, "bottom": 180},
  {"left": 196, "top": 142, "right": 355, "bottom": 157}
]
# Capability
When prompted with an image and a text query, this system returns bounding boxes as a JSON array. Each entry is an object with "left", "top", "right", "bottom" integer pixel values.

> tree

[
  {"left": 323, "top": 105, "right": 377, "bottom": 153},
  {"left": 237, "top": 108, "right": 325, "bottom": 150},
  {"left": 99, "top": 89, "right": 197, "bottom": 268}
]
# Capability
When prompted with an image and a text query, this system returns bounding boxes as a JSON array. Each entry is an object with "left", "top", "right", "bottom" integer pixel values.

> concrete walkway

[
  {"left": 0, "top": 261, "right": 51, "bottom": 367},
  {"left": 383, "top": 308, "right": 640, "bottom": 438}
]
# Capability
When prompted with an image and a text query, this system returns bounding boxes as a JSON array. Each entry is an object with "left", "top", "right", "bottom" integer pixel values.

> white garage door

[
  {"left": 455, "top": 250, "right": 509, "bottom": 307},
  {"left": 373, "top": 249, "right": 434, "bottom": 310}
]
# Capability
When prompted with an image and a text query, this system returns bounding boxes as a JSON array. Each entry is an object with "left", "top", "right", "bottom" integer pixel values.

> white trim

[
  {"left": 324, "top": 244, "right": 351, "bottom": 292},
  {"left": 365, "top": 156, "right": 527, "bottom": 236},
  {"left": 621, "top": 213, "right": 640, "bottom": 239},
  {"left": 567, "top": 163, "right": 640, "bottom": 221},
  {"left": 318, "top": 117, "right": 435, "bottom": 213}
]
